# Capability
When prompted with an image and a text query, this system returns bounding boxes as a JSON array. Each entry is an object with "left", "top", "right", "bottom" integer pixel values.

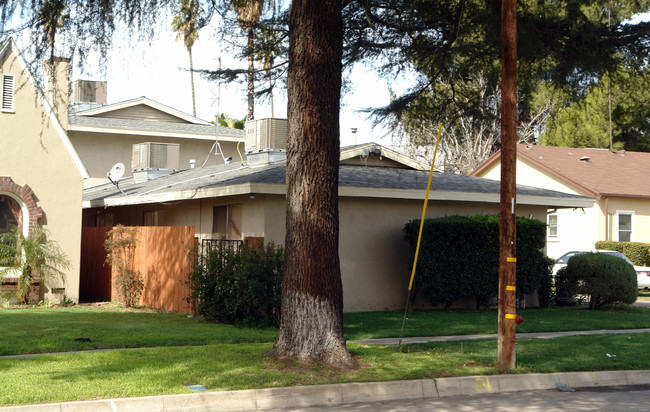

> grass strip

[
  {"left": 1, "top": 332, "right": 649, "bottom": 406},
  {"left": 0, "top": 308, "right": 277, "bottom": 356},
  {"left": 3, "top": 305, "right": 650, "bottom": 356},
  {"left": 344, "top": 305, "right": 650, "bottom": 339}
]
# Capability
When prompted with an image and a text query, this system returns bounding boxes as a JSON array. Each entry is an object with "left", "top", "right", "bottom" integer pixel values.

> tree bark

[
  {"left": 269, "top": 0, "right": 354, "bottom": 369},
  {"left": 189, "top": 47, "right": 196, "bottom": 117}
]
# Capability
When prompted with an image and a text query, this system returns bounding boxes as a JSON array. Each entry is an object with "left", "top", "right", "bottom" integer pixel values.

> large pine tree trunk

[{"left": 269, "top": 0, "right": 354, "bottom": 369}]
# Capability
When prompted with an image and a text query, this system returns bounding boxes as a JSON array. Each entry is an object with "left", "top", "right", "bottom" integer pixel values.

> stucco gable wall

[
  {"left": 1, "top": 50, "right": 83, "bottom": 302},
  {"left": 480, "top": 158, "right": 582, "bottom": 195}
]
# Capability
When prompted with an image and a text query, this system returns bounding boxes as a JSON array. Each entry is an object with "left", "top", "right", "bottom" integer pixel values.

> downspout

[{"left": 604, "top": 197, "right": 609, "bottom": 241}]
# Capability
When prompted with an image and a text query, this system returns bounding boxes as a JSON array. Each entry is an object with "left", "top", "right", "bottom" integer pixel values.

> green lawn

[
  {"left": 2, "top": 304, "right": 650, "bottom": 406},
  {"left": 3, "top": 305, "right": 650, "bottom": 356},
  {"left": 2, "top": 333, "right": 650, "bottom": 406}
]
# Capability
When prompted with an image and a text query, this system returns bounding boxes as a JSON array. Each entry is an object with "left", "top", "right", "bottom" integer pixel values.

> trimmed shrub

[
  {"left": 403, "top": 215, "right": 552, "bottom": 308},
  {"left": 622, "top": 242, "right": 650, "bottom": 266},
  {"left": 187, "top": 242, "right": 283, "bottom": 326},
  {"left": 594, "top": 240, "right": 623, "bottom": 253},
  {"left": 595, "top": 240, "right": 650, "bottom": 266},
  {"left": 559, "top": 252, "right": 637, "bottom": 309}
]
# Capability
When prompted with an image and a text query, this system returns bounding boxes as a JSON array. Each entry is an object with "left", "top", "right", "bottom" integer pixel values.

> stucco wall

[
  {"left": 70, "top": 132, "right": 244, "bottom": 184},
  {"left": 601, "top": 197, "right": 650, "bottom": 244},
  {"left": 478, "top": 158, "right": 598, "bottom": 259},
  {"left": 83, "top": 192, "right": 548, "bottom": 312},
  {"left": 1, "top": 51, "right": 83, "bottom": 302}
]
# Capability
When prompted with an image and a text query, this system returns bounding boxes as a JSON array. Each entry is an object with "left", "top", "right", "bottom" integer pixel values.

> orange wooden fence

[{"left": 80, "top": 226, "right": 195, "bottom": 314}]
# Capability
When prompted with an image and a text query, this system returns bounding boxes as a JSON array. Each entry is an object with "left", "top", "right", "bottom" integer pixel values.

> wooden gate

[{"left": 80, "top": 226, "right": 195, "bottom": 314}]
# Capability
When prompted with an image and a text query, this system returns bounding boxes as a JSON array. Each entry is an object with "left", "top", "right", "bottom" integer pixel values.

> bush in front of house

[
  {"left": 105, "top": 225, "right": 143, "bottom": 308},
  {"left": 557, "top": 252, "right": 637, "bottom": 310},
  {"left": 403, "top": 215, "right": 552, "bottom": 309},
  {"left": 594, "top": 240, "right": 650, "bottom": 266},
  {"left": 187, "top": 242, "right": 283, "bottom": 327}
]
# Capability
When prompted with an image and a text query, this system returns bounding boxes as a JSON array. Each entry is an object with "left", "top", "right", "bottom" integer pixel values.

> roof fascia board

[
  {"left": 67, "top": 123, "right": 244, "bottom": 142},
  {"left": 84, "top": 181, "right": 593, "bottom": 210},
  {"left": 75, "top": 97, "right": 211, "bottom": 125},
  {"left": 83, "top": 182, "right": 285, "bottom": 208},
  {"left": 599, "top": 193, "right": 650, "bottom": 200},
  {"left": 5, "top": 39, "right": 90, "bottom": 179},
  {"left": 339, "top": 186, "right": 594, "bottom": 208}
]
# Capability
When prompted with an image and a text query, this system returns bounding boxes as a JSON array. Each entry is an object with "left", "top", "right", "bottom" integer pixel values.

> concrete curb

[{"left": 2, "top": 370, "right": 649, "bottom": 412}]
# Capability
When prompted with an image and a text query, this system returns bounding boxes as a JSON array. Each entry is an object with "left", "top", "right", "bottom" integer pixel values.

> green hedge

[
  {"left": 187, "top": 242, "right": 283, "bottom": 326},
  {"left": 594, "top": 240, "right": 650, "bottom": 266},
  {"left": 403, "top": 215, "right": 552, "bottom": 309},
  {"left": 556, "top": 252, "right": 637, "bottom": 309}
]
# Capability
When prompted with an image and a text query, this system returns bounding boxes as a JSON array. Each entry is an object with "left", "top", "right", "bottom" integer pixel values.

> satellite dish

[
  {"left": 108, "top": 163, "right": 125, "bottom": 183},
  {"left": 107, "top": 163, "right": 126, "bottom": 195}
]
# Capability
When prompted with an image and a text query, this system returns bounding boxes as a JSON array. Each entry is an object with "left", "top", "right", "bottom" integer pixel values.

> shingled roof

[
  {"left": 471, "top": 144, "right": 650, "bottom": 200},
  {"left": 83, "top": 157, "right": 593, "bottom": 209}
]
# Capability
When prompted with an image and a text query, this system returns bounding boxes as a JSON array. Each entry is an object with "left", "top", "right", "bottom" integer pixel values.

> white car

[{"left": 552, "top": 250, "right": 650, "bottom": 289}]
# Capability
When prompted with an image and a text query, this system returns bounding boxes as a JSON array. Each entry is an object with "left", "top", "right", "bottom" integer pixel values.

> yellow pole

[
  {"left": 407, "top": 124, "right": 443, "bottom": 290},
  {"left": 399, "top": 124, "right": 443, "bottom": 346}
]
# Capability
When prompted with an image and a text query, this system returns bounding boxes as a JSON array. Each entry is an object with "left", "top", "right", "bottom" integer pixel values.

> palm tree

[
  {"left": 36, "top": 0, "right": 68, "bottom": 63},
  {"left": 172, "top": 0, "right": 203, "bottom": 117},
  {"left": 0, "top": 226, "right": 70, "bottom": 304},
  {"left": 232, "top": 0, "right": 264, "bottom": 120}
]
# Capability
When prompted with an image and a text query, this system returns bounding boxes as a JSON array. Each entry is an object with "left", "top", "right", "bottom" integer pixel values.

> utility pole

[{"left": 498, "top": 0, "right": 517, "bottom": 370}]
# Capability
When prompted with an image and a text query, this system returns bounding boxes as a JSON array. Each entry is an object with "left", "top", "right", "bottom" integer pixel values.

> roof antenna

[{"left": 107, "top": 163, "right": 126, "bottom": 195}]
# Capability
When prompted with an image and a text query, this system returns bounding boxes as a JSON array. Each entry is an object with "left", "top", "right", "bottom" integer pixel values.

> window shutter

[{"left": 1, "top": 74, "right": 15, "bottom": 112}]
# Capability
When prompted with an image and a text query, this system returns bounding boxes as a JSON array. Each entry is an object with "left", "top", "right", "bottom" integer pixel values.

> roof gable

[
  {"left": 0, "top": 38, "right": 89, "bottom": 179},
  {"left": 340, "top": 143, "right": 430, "bottom": 170},
  {"left": 472, "top": 144, "right": 650, "bottom": 199},
  {"left": 74, "top": 97, "right": 211, "bottom": 125}
]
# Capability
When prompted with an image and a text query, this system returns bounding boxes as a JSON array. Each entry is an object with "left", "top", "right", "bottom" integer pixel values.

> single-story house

[
  {"left": 471, "top": 144, "right": 650, "bottom": 259},
  {"left": 84, "top": 144, "right": 594, "bottom": 311}
]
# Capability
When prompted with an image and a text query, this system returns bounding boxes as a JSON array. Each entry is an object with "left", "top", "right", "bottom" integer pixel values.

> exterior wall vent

[
  {"left": 245, "top": 118, "right": 288, "bottom": 152},
  {"left": 1, "top": 74, "right": 15, "bottom": 113},
  {"left": 132, "top": 142, "right": 180, "bottom": 171}
]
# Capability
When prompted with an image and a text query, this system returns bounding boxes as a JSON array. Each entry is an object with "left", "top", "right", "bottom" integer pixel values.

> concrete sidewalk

[
  {"left": 353, "top": 328, "right": 650, "bottom": 345},
  {"left": 2, "top": 370, "right": 649, "bottom": 412}
]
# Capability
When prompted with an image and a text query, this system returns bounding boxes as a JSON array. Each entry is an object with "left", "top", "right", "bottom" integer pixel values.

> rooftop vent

[
  {"left": 579, "top": 156, "right": 590, "bottom": 163},
  {"left": 132, "top": 142, "right": 180, "bottom": 182},
  {"left": 245, "top": 118, "right": 287, "bottom": 152},
  {"left": 72, "top": 80, "right": 107, "bottom": 104}
]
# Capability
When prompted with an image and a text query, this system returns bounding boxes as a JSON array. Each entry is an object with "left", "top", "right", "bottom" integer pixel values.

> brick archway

[{"left": 0, "top": 177, "right": 43, "bottom": 235}]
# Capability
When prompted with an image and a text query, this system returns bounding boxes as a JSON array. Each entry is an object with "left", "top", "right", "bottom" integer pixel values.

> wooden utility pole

[{"left": 498, "top": 0, "right": 518, "bottom": 370}]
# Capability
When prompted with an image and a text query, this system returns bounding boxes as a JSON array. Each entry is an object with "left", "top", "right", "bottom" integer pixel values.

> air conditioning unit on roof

[
  {"left": 245, "top": 118, "right": 288, "bottom": 152},
  {"left": 132, "top": 142, "right": 180, "bottom": 171}
]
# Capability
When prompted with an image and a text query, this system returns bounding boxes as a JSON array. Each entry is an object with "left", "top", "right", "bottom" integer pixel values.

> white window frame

[
  {"left": 616, "top": 210, "right": 634, "bottom": 242},
  {"left": 547, "top": 213, "right": 558, "bottom": 239},
  {"left": 1, "top": 74, "right": 15, "bottom": 113}
]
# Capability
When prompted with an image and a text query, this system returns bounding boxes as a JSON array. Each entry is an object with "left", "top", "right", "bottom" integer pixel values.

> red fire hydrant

[{"left": 515, "top": 315, "right": 524, "bottom": 325}]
